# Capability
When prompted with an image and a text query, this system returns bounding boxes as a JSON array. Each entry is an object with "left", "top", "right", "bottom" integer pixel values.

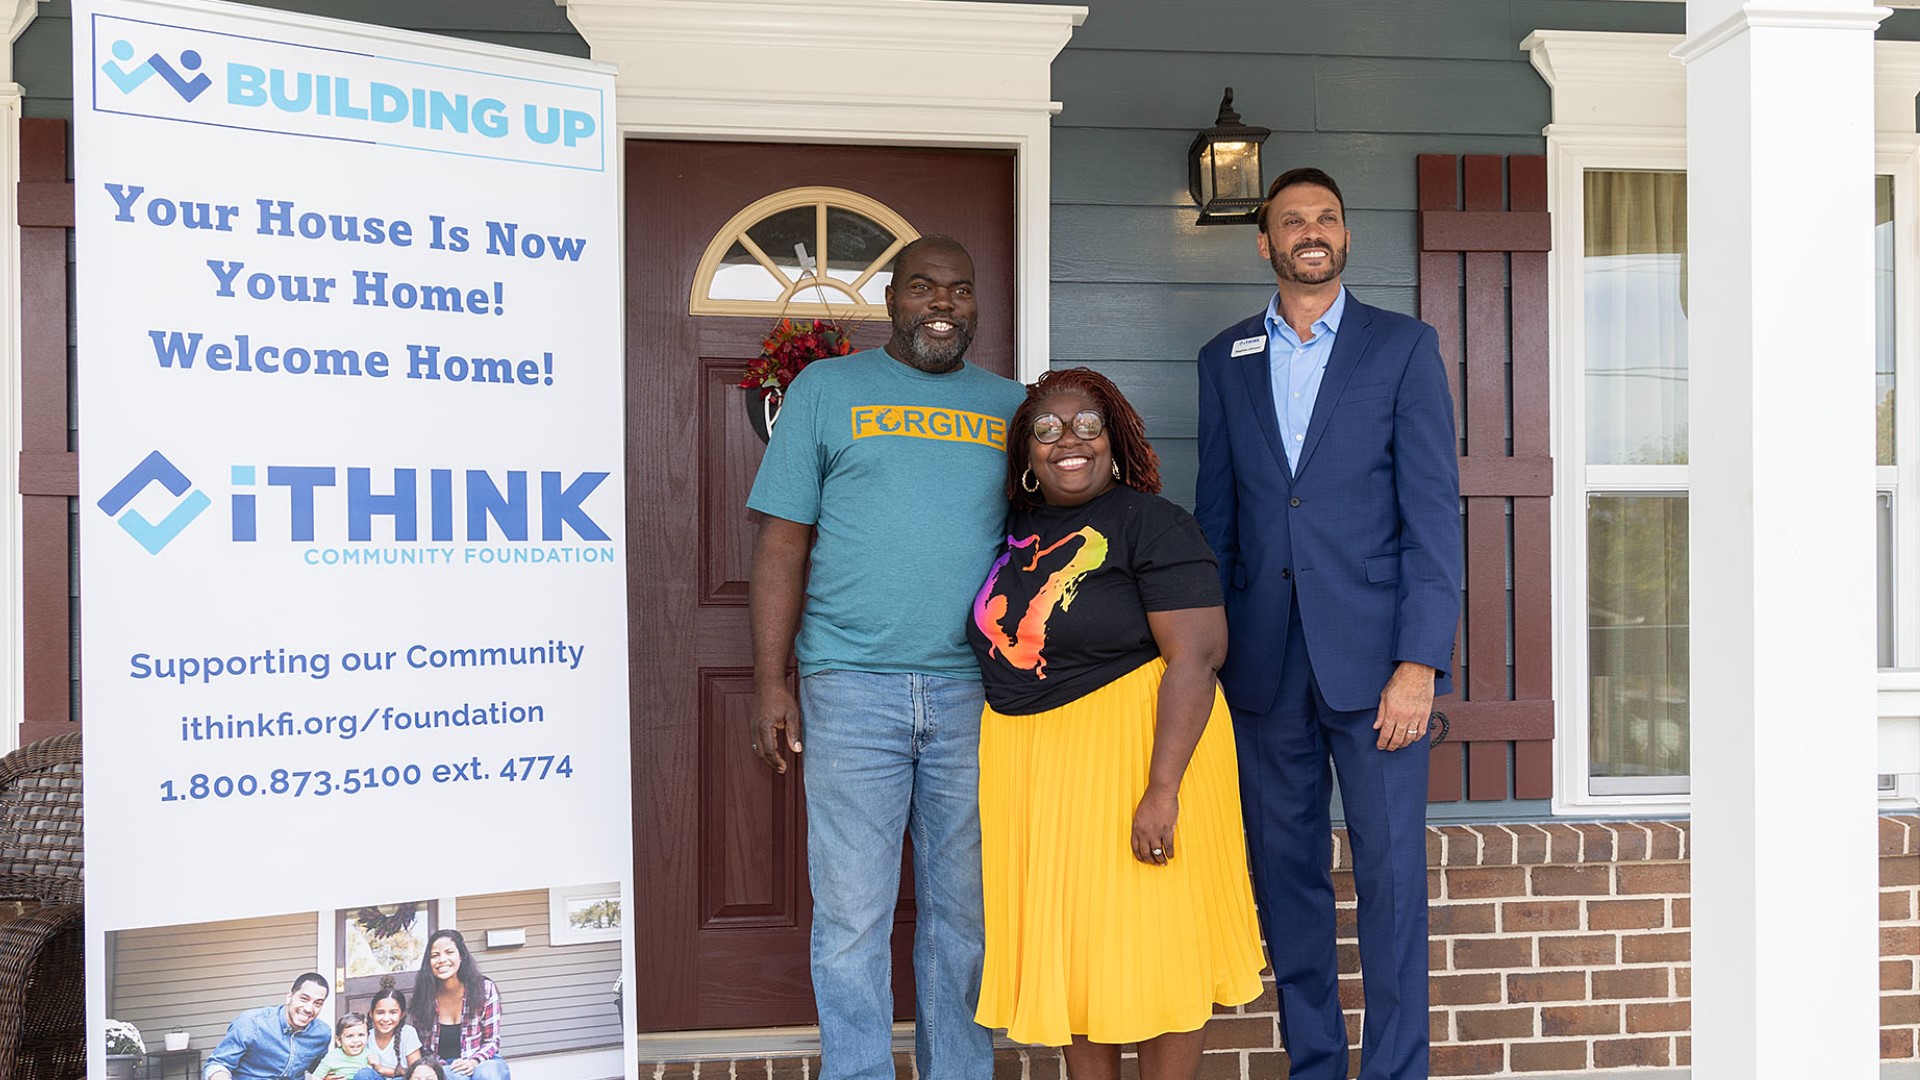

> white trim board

[{"left": 0, "top": 1, "right": 39, "bottom": 752}]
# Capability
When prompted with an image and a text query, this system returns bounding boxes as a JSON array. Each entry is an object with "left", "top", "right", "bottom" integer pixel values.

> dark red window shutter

[
  {"left": 18, "top": 117, "right": 77, "bottom": 744},
  {"left": 1417, "top": 154, "right": 1553, "bottom": 801}
]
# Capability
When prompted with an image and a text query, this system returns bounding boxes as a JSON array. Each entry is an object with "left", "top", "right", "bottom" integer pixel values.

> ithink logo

[
  {"left": 100, "top": 39, "right": 212, "bottom": 102},
  {"left": 229, "top": 466, "right": 610, "bottom": 544},
  {"left": 98, "top": 451, "right": 213, "bottom": 554},
  {"left": 98, "top": 454, "right": 610, "bottom": 554}
]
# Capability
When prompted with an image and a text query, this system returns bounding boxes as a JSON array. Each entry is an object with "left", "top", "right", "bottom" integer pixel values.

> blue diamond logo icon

[{"left": 98, "top": 451, "right": 211, "bottom": 554}]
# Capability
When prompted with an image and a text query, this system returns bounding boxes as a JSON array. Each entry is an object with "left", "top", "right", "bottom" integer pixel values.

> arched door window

[{"left": 690, "top": 186, "right": 919, "bottom": 318}]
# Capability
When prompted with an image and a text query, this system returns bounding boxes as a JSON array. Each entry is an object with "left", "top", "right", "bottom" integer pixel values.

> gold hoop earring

[
  {"left": 1111, "top": 461, "right": 1122, "bottom": 481},
  {"left": 1021, "top": 468, "right": 1039, "bottom": 494}
]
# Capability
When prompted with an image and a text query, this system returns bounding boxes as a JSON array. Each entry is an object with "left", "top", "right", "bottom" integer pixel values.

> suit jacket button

[
  {"left": 1281, "top": 568, "right": 1292, "bottom": 579},
  {"left": 1289, "top": 497, "right": 1302, "bottom": 507}
]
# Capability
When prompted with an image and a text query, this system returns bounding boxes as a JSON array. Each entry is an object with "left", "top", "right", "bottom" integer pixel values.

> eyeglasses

[{"left": 1032, "top": 410, "right": 1105, "bottom": 444}]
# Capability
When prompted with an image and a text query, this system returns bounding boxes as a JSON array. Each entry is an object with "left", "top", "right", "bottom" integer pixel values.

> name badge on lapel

[{"left": 1230, "top": 336, "right": 1266, "bottom": 358}]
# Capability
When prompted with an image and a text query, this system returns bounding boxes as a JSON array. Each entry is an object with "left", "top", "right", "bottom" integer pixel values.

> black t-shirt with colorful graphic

[{"left": 966, "top": 485, "right": 1222, "bottom": 715}]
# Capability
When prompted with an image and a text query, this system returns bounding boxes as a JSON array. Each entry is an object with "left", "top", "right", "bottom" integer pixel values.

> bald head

[{"left": 889, "top": 234, "right": 970, "bottom": 280}]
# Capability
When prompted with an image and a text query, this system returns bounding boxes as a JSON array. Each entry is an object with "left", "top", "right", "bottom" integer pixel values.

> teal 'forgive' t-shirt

[{"left": 747, "top": 348, "right": 1025, "bottom": 678}]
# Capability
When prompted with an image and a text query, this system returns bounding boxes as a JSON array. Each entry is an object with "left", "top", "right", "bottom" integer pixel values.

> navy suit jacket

[{"left": 1194, "top": 296, "right": 1462, "bottom": 715}]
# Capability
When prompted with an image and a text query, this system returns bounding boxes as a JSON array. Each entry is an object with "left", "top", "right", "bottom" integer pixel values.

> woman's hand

[
  {"left": 1131, "top": 786, "right": 1179, "bottom": 865},
  {"left": 448, "top": 1059, "right": 478, "bottom": 1076},
  {"left": 1132, "top": 606, "right": 1225, "bottom": 868}
]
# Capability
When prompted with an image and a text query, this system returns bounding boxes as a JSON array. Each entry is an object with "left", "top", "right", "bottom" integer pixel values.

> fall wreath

[
  {"left": 738, "top": 318, "right": 856, "bottom": 400},
  {"left": 738, "top": 318, "right": 858, "bottom": 442},
  {"left": 354, "top": 902, "right": 422, "bottom": 940}
]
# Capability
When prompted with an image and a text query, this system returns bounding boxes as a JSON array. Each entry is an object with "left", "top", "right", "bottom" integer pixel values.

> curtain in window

[
  {"left": 1877, "top": 175, "right": 1896, "bottom": 467},
  {"left": 1583, "top": 171, "right": 1688, "bottom": 466}
]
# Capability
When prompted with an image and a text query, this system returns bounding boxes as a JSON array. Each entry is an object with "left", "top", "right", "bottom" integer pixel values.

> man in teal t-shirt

[{"left": 748, "top": 236, "right": 1022, "bottom": 1080}]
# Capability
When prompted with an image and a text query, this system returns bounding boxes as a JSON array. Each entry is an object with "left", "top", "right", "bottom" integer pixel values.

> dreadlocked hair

[{"left": 1006, "top": 366, "right": 1162, "bottom": 511}]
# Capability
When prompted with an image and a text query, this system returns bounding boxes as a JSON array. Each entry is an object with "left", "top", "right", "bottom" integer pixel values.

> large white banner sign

[{"left": 72, "top": 1, "right": 632, "bottom": 1076}]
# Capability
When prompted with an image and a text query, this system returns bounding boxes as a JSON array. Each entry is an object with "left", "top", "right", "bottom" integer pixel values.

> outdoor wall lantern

[{"left": 1187, "top": 87, "right": 1271, "bottom": 226}]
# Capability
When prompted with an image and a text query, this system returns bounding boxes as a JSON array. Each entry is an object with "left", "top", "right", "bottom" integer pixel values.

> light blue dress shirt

[
  {"left": 201, "top": 1005, "right": 331, "bottom": 1080},
  {"left": 1265, "top": 287, "right": 1348, "bottom": 474}
]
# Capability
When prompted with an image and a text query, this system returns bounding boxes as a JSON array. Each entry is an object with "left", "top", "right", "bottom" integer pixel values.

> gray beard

[{"left": 890, "top": 325, "right": 973, "bottom": 373}]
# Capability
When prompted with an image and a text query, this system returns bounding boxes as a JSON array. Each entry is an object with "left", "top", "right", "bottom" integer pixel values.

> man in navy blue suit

[{"left": 1195, "top": 167, "right": 1461, "bottom": 1080}]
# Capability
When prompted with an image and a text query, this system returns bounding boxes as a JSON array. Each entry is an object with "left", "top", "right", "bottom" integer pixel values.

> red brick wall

[
  {"left": 1882, "top": 816, "right": 1920, "bottom": 1059},
  {"left": 642, "top": 815, "right": 1920, "bottom": 1079},
  {"left": 1415, "top": 822, "right": 1694, "bottom": 1075}
]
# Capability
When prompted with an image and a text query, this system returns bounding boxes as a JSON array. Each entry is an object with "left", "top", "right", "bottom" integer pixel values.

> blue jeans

[{"left": 800, "top": 670, "right": 991, "bottom": 1080}]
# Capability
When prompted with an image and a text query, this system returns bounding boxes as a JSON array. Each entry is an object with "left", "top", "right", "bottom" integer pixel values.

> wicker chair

[{"left": 0, "top": 731, "right": 85, "bottom": 1080}]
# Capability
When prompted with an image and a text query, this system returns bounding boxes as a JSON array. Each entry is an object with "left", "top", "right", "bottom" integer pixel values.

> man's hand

[
  {"left": 751, "top": 680, "right": 804, "bottom": 773},
  {"left": 1374, "top": 661, "right": 1436, "bottom": 751}
]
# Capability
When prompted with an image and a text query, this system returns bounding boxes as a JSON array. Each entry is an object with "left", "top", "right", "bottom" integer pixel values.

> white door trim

[
  {"left": 1, "top": 0, "right": 42, "bottom": 750},
  {"left": 559, "top": 0, "right": 1087, "bottom": 382}
]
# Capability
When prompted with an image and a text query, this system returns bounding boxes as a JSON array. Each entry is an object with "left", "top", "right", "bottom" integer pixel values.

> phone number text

[{"left": 157, "top": 754, "right": 573, "bottom": 802}]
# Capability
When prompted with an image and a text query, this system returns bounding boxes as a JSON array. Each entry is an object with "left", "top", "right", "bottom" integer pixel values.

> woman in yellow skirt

[{"left": 967, "top": 368, "right": 1266, "bottom": 1080}]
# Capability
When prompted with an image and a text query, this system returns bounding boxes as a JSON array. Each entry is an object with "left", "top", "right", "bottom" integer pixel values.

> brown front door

[
  {"left": 625, "top": 140, "right": 1016, "bottom": 1031},
  {"left": 334, "top": 902, "right": 437, "bottom": 1019}
]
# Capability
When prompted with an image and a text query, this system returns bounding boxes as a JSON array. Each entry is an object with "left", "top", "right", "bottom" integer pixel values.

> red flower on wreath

[{"left": 738, "top": 318, "right": 855, "bottom": 400}]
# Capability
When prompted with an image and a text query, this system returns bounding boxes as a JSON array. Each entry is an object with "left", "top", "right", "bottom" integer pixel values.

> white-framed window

[
  {"left": 687, "top": 186, "right": 918, "bottom": 320},
  {"left": 1529, "top": 31, "right": 1920, "bottom": 813},
  {"left": 1876, "top": 159, "right": 1920, "bottom": 677},
  {"left": 1547, "top": 135, "right": 1694, "bottom": 812},
  {"left": 549, "top": 882, "right": 622, "bottom": 946}
]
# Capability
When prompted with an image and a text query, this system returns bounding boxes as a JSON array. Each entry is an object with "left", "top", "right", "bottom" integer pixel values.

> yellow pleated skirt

[{"left": 975, "top": 657, "right": 1267, "bottom": 1047}]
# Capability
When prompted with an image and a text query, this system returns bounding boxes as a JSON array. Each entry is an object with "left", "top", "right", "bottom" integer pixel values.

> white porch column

[{"left": 1677, "top": 2, "right": 1887, "bottom": 1077}]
